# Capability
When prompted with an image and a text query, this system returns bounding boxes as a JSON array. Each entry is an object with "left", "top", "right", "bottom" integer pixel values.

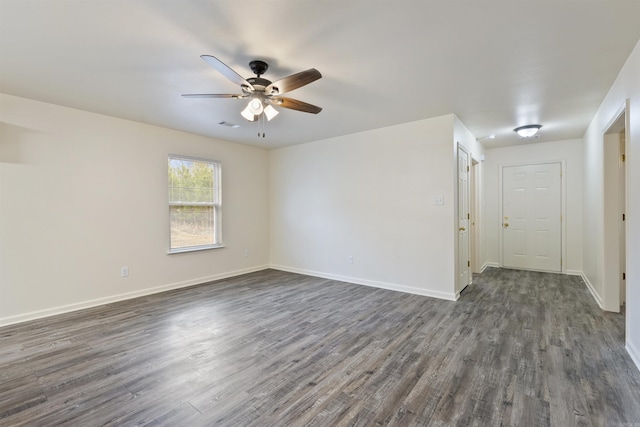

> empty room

[{"left": 1, "top": 1, "right": 640, "bottom": 425}]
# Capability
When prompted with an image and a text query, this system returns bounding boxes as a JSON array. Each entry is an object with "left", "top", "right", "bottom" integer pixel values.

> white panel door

[
  {"left": 457, "top": 146, "right": 470, "bottom": 292},
  {"left": 502, "top": 163, "right": 561, "bottom": 272}
]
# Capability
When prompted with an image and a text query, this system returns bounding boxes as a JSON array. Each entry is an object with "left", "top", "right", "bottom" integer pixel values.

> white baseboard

[
  {"left": 0, "top": 265, "right": 270, "bottom": 328},
  {"left": 580, "top": 272, "right": 604, "bottom": 309},
  {"left": 627, "top": 340, "right": 640, "bottom": 374},
  {"left": 481, "top": 262, "right": 499, "bottom": 273},
  {"left": 566, "top": 269, "right": 582, "bottom": 276},
  {"left": 269, "top": 264, "right": 457, "bottom": 301}
]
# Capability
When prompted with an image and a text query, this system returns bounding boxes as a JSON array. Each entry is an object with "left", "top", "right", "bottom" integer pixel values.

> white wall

[
  {"left": 455, "top": 116, "right": 486, "bottom": 160},
  {"left": 269, "top": 114, "right": 461, "bottom": 300},
  {"left": 582, "top": 39, "right": 640, "bottom": 369},
  {"left": 482, "top": 139, "right": 584, "bottom": 274},
  {"left": 0, "top": 94, "right": 270, "bottom": 326}
]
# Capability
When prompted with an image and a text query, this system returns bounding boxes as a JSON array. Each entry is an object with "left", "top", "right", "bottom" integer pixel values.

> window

[{"left": 168, "top": 155, "right": 222, "bottom": 253}]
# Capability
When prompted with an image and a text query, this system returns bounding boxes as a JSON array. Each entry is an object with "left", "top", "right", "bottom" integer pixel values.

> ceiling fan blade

[
  {"left": 200, "top": 55, "right": 254, "bottom": 89},
  {"left": 265, "top": 69, "right": 321, "bottom": 95},
  {"left": 271, "top": 97, "right": 322, "bottom": 114},
  {"left": 182, "top": 93, "right": 245, "bottom": 99}
]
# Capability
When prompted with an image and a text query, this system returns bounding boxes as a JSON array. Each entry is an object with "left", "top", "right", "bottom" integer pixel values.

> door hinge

[
  {"left": 468, "top": 213, "right": 470, "bottom": 220},
  {"left": 560, "top": 258, "right": 563, "bottom": 266},
  {"left": 468, "top": 260, "right": 470, "bottom": 267},
  {"left": 623, "top": 272, "right": 626, "bottom": 280},
  {"left": 622, "top": 154, "right": 626, "bottom": 162},
  {"left": 623, "top": 213, "right": 626, "bottom": 221},
  {"left": 467, "top": 165, "right": 470, "bottom": 172}
]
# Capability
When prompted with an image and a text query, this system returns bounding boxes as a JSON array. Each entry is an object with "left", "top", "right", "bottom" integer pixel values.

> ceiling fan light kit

[
  {"left": 263, "top": 104, "right": 279, "bottom": 121},
  {"left": 514, "top": 124, "right": 542, "bottom": 138},
  {"left": 183, "top": 55, "right": 322, "bottom": 137},
  {"left": 240, "top": 105, "right": 256, "bottom": 121},
  {"left": 241, "top": 98, "right": 263, "bottom": 121}
]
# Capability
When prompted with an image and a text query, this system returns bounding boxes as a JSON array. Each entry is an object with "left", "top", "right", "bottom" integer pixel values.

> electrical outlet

[
  {"left": 121, "top": 266, "right": 129, "bottom": 277},
  {"left": 348, "top": 256, "right": 353, "bottom": 264},
  {"left": 434, "top": 195, "right": 444, "bottom": 205}
]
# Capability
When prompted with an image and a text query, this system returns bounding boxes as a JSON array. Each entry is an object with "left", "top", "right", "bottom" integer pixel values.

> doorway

[
  {"left": 457, "top": 144, "right": 471, "bottom": 294},
  {"left": 603, "top": 108, "right": 627, "bottom": 312}
]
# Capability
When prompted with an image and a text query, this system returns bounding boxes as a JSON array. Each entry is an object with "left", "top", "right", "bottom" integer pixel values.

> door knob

[
  {"left": 503, "top": 223, "right": 509, "bottom": 228},
  {"left": 459, "top": 227, "right": 466, "bottom": 231}
]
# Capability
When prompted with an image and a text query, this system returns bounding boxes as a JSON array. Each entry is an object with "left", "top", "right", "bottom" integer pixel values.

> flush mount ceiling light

[{"left": 514, "top": 124, "right": 542, "bottom": 138}]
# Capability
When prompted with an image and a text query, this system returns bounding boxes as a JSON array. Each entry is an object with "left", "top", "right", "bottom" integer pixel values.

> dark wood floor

[{"left": 1, "top": 268, "right": 639, "bottom": 426}]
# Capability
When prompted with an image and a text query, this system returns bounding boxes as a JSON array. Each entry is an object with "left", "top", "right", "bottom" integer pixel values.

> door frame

[
  {"left": 602, "top": 102, "right": 629, "bottom": 313},
  {"left": 456, "top": 143, "right": 471, "bottom": 295},
  {"left": 498, "top": 160, "right": 567, "bottom": 273},
  {"left": 471, "top": 158, "right": 481, "bottom": 274}
]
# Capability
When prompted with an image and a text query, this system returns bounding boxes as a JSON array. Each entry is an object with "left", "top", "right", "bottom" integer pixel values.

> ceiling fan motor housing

[{"left": 247, "top": 77, "right": 272, "bottom": 90}]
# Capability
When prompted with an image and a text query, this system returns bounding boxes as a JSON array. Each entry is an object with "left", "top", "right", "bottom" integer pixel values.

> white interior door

[
  {"left": 502, "top": 163, "right": 562, "bottom": 272},
  {"left": 457, "top": 146, "right": 470, "bottom": 292}
]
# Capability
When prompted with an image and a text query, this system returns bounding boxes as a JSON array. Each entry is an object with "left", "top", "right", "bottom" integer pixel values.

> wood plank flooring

[{"left": 1, "top": 268, "right": 639, "bottom": 426}]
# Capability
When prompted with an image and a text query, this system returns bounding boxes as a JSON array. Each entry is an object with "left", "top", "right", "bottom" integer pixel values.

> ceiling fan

[{"left": 183, "top": 55, "right": 322, "bottom": 125}]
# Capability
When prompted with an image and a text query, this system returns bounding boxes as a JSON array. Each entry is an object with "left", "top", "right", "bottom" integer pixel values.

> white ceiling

[{"left": 1, "top": 0, "right": 639, "bottom": 149}]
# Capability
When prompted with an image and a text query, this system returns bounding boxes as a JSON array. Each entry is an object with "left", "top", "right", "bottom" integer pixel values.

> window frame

[{"left": 167, "top": 154, "right": 223, "bottom": 254}]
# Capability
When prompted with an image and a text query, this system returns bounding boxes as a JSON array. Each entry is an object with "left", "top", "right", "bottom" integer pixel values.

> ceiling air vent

[{"left": 218, "top": 121, "right": 240, "bottom": 128}]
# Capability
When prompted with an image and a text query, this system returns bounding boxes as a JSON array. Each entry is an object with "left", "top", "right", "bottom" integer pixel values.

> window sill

[{"left": 167, "top": 244, "right": 225, "bottom": 255}]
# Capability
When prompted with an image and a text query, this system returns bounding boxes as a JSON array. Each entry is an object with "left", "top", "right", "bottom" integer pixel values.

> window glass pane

[
  {"left": 169, "top": 158, "right": 215, "bottom": 204},
  {"left": 170, "top": 206, "right": 215, "bottom": 249}
]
